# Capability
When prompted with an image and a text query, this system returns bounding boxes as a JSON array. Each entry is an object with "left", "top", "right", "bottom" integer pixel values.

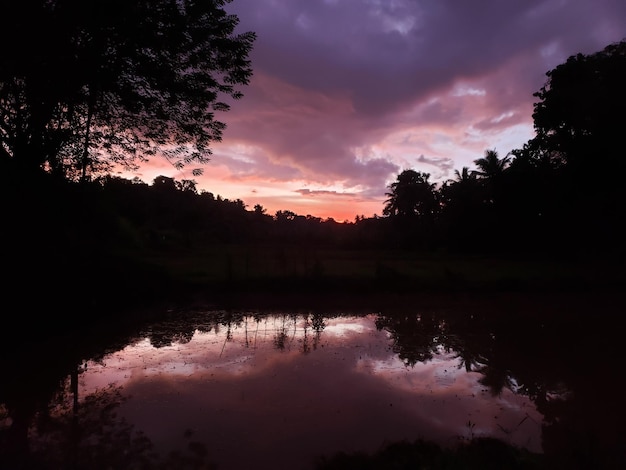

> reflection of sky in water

[{"left": 78, "top": 314, "right": 542, "bottom": 470}]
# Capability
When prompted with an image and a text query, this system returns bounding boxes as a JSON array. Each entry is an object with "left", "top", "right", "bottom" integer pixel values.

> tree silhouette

[
  {"left": 470, "top": 149, "right": 513, "bottom": 248},
  {"left": 0, "top": 0, "right": 256, "bottom": 181},
  {"left": 532, "top": 40, "right": 626, "bottom": 174},
  {"left": 453, "top": 166, "right": 478, "bottom": 183},
  {"left": 528, "top": 39, "right": 626, "bottom": 253},
  {"left": 439, "top": 167, "right": 486, "bottom": 252},
  {"left": 383, "top": 170, "right": 438, "bottom": 219},
  {"left": 473, "top": 149, "right": 510, "bottom": 181}
]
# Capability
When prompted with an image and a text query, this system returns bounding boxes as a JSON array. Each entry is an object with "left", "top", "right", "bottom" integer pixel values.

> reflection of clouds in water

[
  {"left": 80, "top": 315, "right": 387, "bottom": 403},
  {"left": 82, "top": 314, "right": 341, "bottom": 392},
  {"left": 81, "top": 315, "right": 473, "bottom": 397},
  {"left": 323, "top": 316, "right": 372, "bottom": 336},
  {"left": 354, "top": 342, "right": 542, "bottom": 451},
  {"left": 76, "top": 312, "right": 543, "bottom": 465},
  {"left": 362, "top": 351, "right": 465, "bottom": 391}
]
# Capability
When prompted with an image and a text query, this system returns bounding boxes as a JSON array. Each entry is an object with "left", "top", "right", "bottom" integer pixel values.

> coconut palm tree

[
  {"left": 454, "top": 166, "right": 478, "bottom": 182},
  {"left": 383, "top": 170, "right": 438, "bottom": 218},
  {"left": 472, "top": 149, "right": 512, "bottom": 207},
  {"left": 473, "top": 149, "right": 511, "bottom": 179}
]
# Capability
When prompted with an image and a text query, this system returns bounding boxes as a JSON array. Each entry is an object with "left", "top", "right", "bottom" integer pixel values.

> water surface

[{"left": 1, "top": 294, "right": 624, "bottom": 469}]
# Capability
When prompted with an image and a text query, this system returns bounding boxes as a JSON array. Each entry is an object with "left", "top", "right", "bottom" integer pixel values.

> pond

[{"left": 1, "top": 293, "right": 624, "bottom": 469}]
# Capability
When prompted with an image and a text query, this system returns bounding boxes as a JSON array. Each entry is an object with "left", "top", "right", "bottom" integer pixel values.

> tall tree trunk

[{"left": 80, "top": 95, "right": 95, "bottom": 184}]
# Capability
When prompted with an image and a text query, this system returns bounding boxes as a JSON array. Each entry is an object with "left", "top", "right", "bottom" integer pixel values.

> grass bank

[{"left": 137, "top": 243, "right": 626, "bottom": 296}]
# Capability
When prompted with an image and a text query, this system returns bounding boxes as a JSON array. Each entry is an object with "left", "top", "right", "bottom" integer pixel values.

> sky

[{"left": 130, "top": 0, "right": 626, "bottom": 221}]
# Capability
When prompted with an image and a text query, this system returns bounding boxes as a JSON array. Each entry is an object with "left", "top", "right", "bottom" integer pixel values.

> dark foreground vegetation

[{"left": 315, "top": 438, "right": 542, "bottom": 470}]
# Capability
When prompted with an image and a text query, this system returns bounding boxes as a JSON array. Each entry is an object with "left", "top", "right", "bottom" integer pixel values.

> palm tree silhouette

[
  {"left": 473, "top": 149, "right": 511, "bottom": 179},
  {"left": 383, "top": 170, "right": 437, "bottom": 218},
  {"left": 453, "top": 166, "right": 479, "bottom": 183}
]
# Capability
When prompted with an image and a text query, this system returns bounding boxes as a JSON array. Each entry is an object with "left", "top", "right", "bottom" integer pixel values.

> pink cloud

[{"left": 128, "top": 0, "right": 626, "bottom": 220}]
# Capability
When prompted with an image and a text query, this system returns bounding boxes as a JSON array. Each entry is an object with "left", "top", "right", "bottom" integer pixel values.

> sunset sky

[{"left": 129, "top": 0, "right": 626, "bottom": 221}]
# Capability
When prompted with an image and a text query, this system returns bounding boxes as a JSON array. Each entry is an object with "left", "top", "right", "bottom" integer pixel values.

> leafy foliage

[
  {"left": 531, "top": 40, "right": 626, "bottom": 173},
  {"left": 383, "top": 170, "right": 438, "bottom": 218},
  {"left": 0, "top": 0, "right": 255, "bottom": 180}
]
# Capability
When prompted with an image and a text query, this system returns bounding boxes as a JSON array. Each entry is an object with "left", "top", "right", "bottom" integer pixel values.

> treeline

[
  {"left": 91, "top": 174, "right": 351, "bottom": 249},
  {"left": 81, "top": 41, "right": 626, "bottom": 258},
  {"left": 380, "top": 39, "right": 626, "bottom": 257},
  {"left": 41, "top": 135, "right": 620, "bottom": 258},
  {"left": 103, "top": 39, "right": 625, "bottom": 257},
  {"left": 5, "top": 39, "right": 626, "bottom": 262}
]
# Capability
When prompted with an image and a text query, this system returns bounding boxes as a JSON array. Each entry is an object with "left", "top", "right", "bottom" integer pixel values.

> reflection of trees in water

[
  {"left": 451, "top": 343, "right": 486, "bottom": 373},
  {"left": 271, "top": 312, "right": 326, "bottom": 352},
  {"left": 375, "top": 309, "right": 549, "bottom": 397},
  {"left": 4, "top": 301, "right": 622, "bottom": 469},
  {"left": 273, "top": 314, "right": 290, "bottom": 350},
  {"left": 140, "top": 309, "right": 329, "bottom": 355},
  {"left": 144, "top": 309, "right": 241, "bottom": 348},
  {"left": 0, "top": 329, "right": 144, "bottom": 468},
  {"left": 3, "top": 381, "right": 218, "bottom": 470},
  {"left": 0, "top": 309, "right": 310, "bottom": 469},
  {"left": 375, "top": 312, "right": 444, "bottom": 367},
  {"left": 301, "top": 313, "right": 326, "bottom": 354},
  {"left": 375, "top": 299, "right": 626, "bottom": 469}
]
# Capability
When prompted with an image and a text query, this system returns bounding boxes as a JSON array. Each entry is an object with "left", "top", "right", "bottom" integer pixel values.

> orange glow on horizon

[{"left": 122, "top": 162, "right": 386, "bottom": 222}]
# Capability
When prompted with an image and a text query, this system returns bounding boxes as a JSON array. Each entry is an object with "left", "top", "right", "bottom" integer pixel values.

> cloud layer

[{"left": 135, "top": 0, "right": 626, "bottom": 220}]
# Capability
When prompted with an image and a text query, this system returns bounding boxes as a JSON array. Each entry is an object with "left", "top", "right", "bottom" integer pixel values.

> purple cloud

[{"left": 138, "top": 0, "right": 626, "bottom": 219}]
